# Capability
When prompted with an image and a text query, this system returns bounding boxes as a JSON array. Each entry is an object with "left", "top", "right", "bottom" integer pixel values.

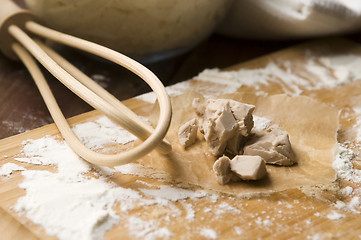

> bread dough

[
  {"left": 178, "top": 118, "right": 198, "bottom": 148},
  {"left": 230, "top": 155, "right": 267, "bottom": 181},
  {"left": 192, "top": 98, "right": 255, "bottom": 156},
  {"left": 243, "top": 124, "right": 296, "bottom": 166},
  {"left": 212, "top": 155, "right": 232, "bottom": 185}
]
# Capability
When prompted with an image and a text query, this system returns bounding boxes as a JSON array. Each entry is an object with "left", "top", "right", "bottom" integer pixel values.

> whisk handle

[{"left": 0, "top": 0, "right": 36, "bottom": 60}]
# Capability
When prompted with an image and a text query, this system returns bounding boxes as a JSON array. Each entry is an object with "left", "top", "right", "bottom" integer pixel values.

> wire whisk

[{"left": 0, "top": 0, "right": 172, "bottom": 167}]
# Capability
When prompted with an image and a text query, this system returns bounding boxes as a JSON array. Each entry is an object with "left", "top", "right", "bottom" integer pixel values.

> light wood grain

[
  {"left": 1, "top": 38, "right": 361, "bottom": 239},
  {"left": 0, "top": 207, "right": 40, "bottom": 240}
]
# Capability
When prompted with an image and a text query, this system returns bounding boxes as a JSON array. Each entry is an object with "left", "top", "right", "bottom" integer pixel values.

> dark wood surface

[{"left": 0, "top": 33, "right": 359, "bottom": 140}]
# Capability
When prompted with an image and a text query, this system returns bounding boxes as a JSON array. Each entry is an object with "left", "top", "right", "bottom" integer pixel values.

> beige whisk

[{"left": 0, "top": 0, "right": 172, "bottom": 167}]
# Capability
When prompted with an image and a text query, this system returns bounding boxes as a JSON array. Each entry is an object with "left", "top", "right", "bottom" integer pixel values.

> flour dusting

[
  {"left": 196, "top": 53, "right": 361, "bottom": 97},
  {"left": 13, "top": 170, "right": 140, "bottom": 240},
  {"left": 7, "top": 117, "right": 218, "bottom": 240},
  {"left": 72, "top": 116, "right": 138, "bottom": 150},
  {"left": 182, "top": 202, "right": 196, "bottom": 221},
  {"left": 333, "top": 144, "right": 361, "bottom": 182},
  {"left": 199, "top": 227, "right": 218, "bottom": 239},
  {"left": 11, "top": 134, "right": 142, "bottom": 240},
  {"left": 0, "top": 163, "right": 26, "bottom": 177},
  {"left": 127, "top": 217, "right": 173, "bottom": 240},
  {"left": 140, "top": 185, "right": 208, "bottom": 202},
  {"left": 136, "top": 53, "right": 361, "bottom": 105},
  {"left": 326, "top": 210, "right": 345, "bottom": 220},
  {"left": 340, "top": 186, "right": 353, "bottom": 196}
]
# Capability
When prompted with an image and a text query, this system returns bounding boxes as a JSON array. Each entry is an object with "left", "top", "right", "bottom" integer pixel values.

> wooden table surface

[
  {"left": 0, "top": 33, "right": 303, "bottom": 140},
  {"left": 3, "top": 36, "right": 361, "bottom": 240},
  {"left": 0, "top": 26, "right": 360, "bottom": 142}
]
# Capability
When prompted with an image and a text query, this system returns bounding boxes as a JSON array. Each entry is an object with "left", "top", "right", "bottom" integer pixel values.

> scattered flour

[
  {"left": 234, "top": 226, "right": 243, "bottom": 235},
  {"left": 318, "top": 54, "right": 361, "bottom": 84},
  {"left": 11, "top": 134, "right": 143, "bottom": 240},
  {"left": 137, "top": 53, "right": 361, "bottom": 104},
  {"left": 182, "top": 202, "right": 196, "bottom": 221},
  {"left": 136, "top": 179, "right": 154, "bottom": 188},
  {"left": 214, "top": 202, "right": 241, "bottom": 215},
  {"left": 326, "top": 210, "right": 345, "bottom": 220},
  {"left": 127, "top": 217, "right": 173, "bottom": 240},
  {"left": 199, "top": 227, "right": 218, "bottom": 239},
  {"left": 196, "top": 62, "right": 307, "bottom": 96},
  {"left": 13, "top": 170, "right": 141, "bottom": 240},
  {"left": 72, "top": 116, "right": 138, "bottom": 150},
  {"left": 332, "top": 144, "right": 361, "bottom": 183},
  {"left": 335, "top": 200, "right": 347, "bottom": 210},
  {"left": 136, "top": 81, "right": 192, "bottom": 103},
  {"left": 197, "top": 53, "right": 361, "bottom": 98},
  {"left": 262, "top": 219, "right": 273, "bottom": 227},
  {"left": 204, "top": 207, "right": 212, "bottom": 213},
  {"left": 348, "top": 196, "right": 361, "bottom": 210},
  {"left": 0, "top": 163, "right": 26, "bottom": 177},
  {"left": 255, "top": 217, "right": 273, "bottom": 227},
  {"left": 333, "top": 198, "right": 361, "bottom": 213},
  {"left": 8, "top": 117, "right": 222, "bottom": 240},
  {"left": 340, "top": 186, "right": 354, "bottom": 196},
  {"left": 139, "top": 185, "right": 208, "bottom": 202},
  {"left": 114, "top": 163, "right": 171, "bottom": 180},
  {"left": 14, "top": 135, "right": 91, "bottom": 176},
  {"left": 307, "top": 233, "right": 324, "bottom": 240}
]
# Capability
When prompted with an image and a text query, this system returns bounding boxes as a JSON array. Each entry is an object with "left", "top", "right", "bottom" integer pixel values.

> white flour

[
  {"left": 317, "top": 54, "right": 361, "bottom": 84},
  {"left": 13, "top": 170, "right": 140, "bottom": 240},
  {"left": 214, "top": 202, "right": 241, "bottom": 215},
  {"left": 139, "top": 185, "right": 208, "bottom": 202},
  {"left": 332, "top": 144, "right": 361, "bottom": 183},
  {"left": 255, "top": 217, "right": 273, "bottom": 227},
  {"left": 196, "top": 62, "right": 307, "bottom": 96},
  {"left": 234, "top": 226, "right": 243, "bottom": 235},
  {"left": 137, "top": 53, "right": 361, "bottom": 104},
  {"left": 136, "top": 81, "right": 192, "bottom": 104},
  {"left": 72, "top": 116, "right": 138, "bottom": 150},
  {"left": 0, "top": 162, "right": 26, "bottom": 177},
  {"left": 126, "top": 217, "right": 173, "bottom": 240},
  {"left": 11, "top": 134, "right": 141, "bottom": 240},
  {"left": 9, "top": 119, "right": 217, "bottom": 240},
  {"left": 340, "top": 186, "right": 353, "bottom": 196},
  {"left": 182, "top": 202, "right": 195, "bottom": 221},
  {"left": 326, "top": 210, "right": 345, "bottom": 220},
  {"left": 199, "top": 227, "right": 218, "bottom": 239}
]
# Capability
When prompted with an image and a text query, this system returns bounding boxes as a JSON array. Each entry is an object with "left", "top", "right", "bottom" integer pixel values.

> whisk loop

[{"left": 0, "top": 0, "right": 172, "bottom": 167}]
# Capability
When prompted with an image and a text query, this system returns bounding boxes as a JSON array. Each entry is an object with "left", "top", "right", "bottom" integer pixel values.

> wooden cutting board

[{"left": 1, "top": 38, "right": 361, "bottom": 239}]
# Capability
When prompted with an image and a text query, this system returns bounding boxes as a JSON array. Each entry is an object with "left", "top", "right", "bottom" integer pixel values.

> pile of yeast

[
  {"left": 178, "top": 98, "right": 296, "bottom": 185},
  {"left": 144, "top": 92, "right": 338, "bottom": 196}
]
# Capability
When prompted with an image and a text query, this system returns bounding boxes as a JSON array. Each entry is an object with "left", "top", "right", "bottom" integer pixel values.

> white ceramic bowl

[{"left": 25, "top": 0, "right": 233, "bottom": 62}]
